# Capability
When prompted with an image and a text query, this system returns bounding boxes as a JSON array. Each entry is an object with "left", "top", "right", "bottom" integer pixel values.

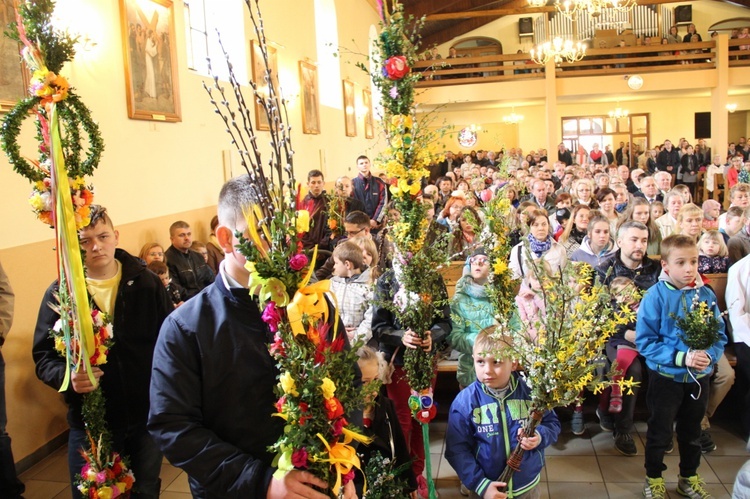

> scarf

[
  {"left": 527, "top": 233, "right": 552, "bottom": 257},
  {"left": 570, "top": 226, "right": 586, "bottom": 245}
]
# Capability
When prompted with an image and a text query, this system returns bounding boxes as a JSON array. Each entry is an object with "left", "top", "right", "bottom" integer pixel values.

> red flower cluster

[
  {"left": 324, "top": 397, "right": 345, "bottom": 420},
  {"left": 384, "top": 56, "right": 409, "bottom": 80}
]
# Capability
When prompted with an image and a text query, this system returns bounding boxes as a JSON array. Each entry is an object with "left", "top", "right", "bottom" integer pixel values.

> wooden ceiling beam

[
  {"left": 404, "top": 0, "right": 505, "bottom": 19},
  {"left": 425, "top": 0, "right": 676, "bottom": 21}
]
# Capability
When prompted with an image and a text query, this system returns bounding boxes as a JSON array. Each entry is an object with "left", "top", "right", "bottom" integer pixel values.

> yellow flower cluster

[{"left": 390, "top": 218, "right": 428, "bottom": 254}]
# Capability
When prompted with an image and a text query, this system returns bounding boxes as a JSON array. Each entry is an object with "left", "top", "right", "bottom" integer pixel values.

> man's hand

[
  {"left": 483, "top": 482, "right": 508, "bottom": 499},
  {"left": 517, "top": 428, "right": 541, "bottom": 450},
  {"left": 342, "top": 480, "right": 357, "bottom": 499},
  {"left": 71, "top": 367, "right": 103, "bottom": 394},
  {"left": 267, "top": 470, "right": 329, "bottom": 499},
  {"left": 686, "top": 350, "right": 710, "bottom": 371},
  {"left": 370, "top": 220, "right": 378, "bottom": 229},
  {"left": 402, "top": 329, "right": 432, "bottom": 352}
]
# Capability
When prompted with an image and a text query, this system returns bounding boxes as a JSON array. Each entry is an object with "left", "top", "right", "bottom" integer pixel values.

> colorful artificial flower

[
  {"left": 384, "top": 55, "right": 409, "bottom": 80},
  {"left": 324, "top": 397, "right": 345, "bottom": 420},
  {"left": 289, "top": 253, "right": 309, "bottom": 271},
  {"left": 320, "top": 377, "right": 336, "bottom": 399},
  {"left": 280, "top": 371, "right": 299, "bottom": 397},
  {"left": 292, "top": 448, "right": 309, "bottom": 468},
  {"left": 262, "top": 302, "right": 282, "bottom": 333}
]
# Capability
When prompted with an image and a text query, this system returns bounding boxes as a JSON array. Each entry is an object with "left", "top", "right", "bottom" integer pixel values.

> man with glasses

[{"left": 315, "top": 211, "right": 373, "bottom": 281}]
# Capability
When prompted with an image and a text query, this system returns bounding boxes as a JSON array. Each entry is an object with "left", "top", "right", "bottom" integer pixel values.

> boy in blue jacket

[
  {"left": 636, "top": 234, "right": 728, "bottom": 499},
  {"left": 445, "top": 327, "right": 560, "bottom": 499}
]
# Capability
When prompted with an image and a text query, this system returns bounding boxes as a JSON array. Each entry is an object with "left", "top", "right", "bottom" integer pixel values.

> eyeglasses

[
  {"left": 470, "top": 257, "right": 489, "bottom": 266},
  {"left": 346, "top": 227, "right": 365, "bottom": 237}
]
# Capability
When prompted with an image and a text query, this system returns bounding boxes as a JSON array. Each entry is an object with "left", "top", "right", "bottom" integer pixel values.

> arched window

[{"left": 314, "top": 0, "right": 341, "bottom": 108}]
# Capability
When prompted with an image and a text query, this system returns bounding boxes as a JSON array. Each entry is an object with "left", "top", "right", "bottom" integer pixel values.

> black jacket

[
  {"left": 657, "top": 147, "right": 680, "bottom": 172},
  {"left": 32, "top": 249, "right": 173, "bottom": 431},
  {"left": 165, "top": 246, "right": 214, "bottom": 299},
  {"left": 371, "top": 269, "right": 451, "bottom": 366},
  {"left": 595, "top": 249, "right": 661, "bottom": 291},
  {"left": 148, "top": 274, "right": 356, "bottom": 498}
]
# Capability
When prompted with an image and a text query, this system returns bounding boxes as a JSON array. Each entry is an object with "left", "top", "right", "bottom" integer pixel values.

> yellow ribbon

[
  {"left": 287, "top": 280, "right": 332, "bottom": 336},
  {"left": 242, "top": 205, "right": 268, "bottom": 260},
  {"left": 314, "top": 429, "right": 372, "bottom": 496},
  {"left": 50, "top": 103, "right": 95, "bottom": 391}
]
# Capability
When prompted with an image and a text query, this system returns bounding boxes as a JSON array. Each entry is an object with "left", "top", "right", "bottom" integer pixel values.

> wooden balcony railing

[{"left": 412, "top": 40, "right": 750, "bottom": 87}]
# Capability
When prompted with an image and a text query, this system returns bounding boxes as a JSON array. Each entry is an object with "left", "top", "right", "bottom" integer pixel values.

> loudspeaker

[
  {"left": 695, "top": 112, "right": 711, "bottom": 139},
  {"left": 519, "top": 17, "right": 533, "bottom": 37},
  {"left": 675, "top": 5, "right": 692, "bottom": 24}
]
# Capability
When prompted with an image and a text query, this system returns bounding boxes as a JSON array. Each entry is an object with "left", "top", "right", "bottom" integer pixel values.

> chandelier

[
  {"left": 502, "top": 109, "right": 524, "bottom": 125},
  {"left": 608, "top": 104, "right": 629, "bottom": 119},
  {"left": 551, "top": 0, "right": 637, "bottom": 19},
  {"left": 530, "top": 37, "right": 586, "bottom": 65}
]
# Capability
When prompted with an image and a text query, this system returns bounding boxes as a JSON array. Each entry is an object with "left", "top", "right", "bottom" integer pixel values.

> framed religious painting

[
  {"left": 299, "top": 60, "right": 320, "bottom": 134},
  {"left": 0, "top": 0, "right": 28, "bottom": 112},
  {"left": 362, "top": 88, "right": 374, "bottom": 139},
  {"left": 342, "top": 79, "right": 356, "bottom": 137},
  {"left": 251, "top": 39, "right": 278, "bottom": 131},
  {"left": 119, "top": 0, "right": 182, "bottom": 122}
]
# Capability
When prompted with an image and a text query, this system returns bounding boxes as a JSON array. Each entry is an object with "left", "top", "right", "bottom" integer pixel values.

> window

[
  {"left": 184, "top": 0, "right": 208, "bottom": 72},
  {"left": 184, "top": 0, "right": 246, "bottom": 81}
]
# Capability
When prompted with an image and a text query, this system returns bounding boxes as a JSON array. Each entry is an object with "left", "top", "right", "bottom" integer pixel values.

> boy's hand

[
  {"left": 686, "top": 350, "right": 710, "bottom": 371},
  {"left": 71, "top": 367, "right": 103, "bottom": 394},
  {"left": 403, "top": 329, "right": 432, "bottom": 352},
  {"left": 483, "top": 482, "right": 508, "bottom": 499},
  {"left": 267, "top": 470, "right": 329, "bottom": 499},
  {"left": 517, "top": 428, "right": 541, "bottom": 450}
]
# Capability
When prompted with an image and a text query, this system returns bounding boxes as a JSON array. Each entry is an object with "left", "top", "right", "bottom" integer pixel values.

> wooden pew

[{"left": 438, "top": 261, "right": 466, "bottom": 299}]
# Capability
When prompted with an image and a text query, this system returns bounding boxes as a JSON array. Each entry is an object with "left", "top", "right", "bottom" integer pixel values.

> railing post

[
  {"left": 544, "top": 58, "right": 560, "bottom": 158},
  {"left": 711, "top": 34, "right": 729, "bottom": 162}
]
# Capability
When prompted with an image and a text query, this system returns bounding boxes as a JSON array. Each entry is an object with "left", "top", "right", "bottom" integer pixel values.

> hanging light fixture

[
  {"left": 553, "top": 0, "right": 637, "bottom": 20},
  {"left": 727, "top": 103, "right": 738, "bottom": 113},
  {"left": 608, "top": 102, "right": 629, "bottom": 119},
  {"left": 530, "top": 37, "right": 586, "bottom": 65},
  {"left": 503, "top": 108, "right": 524, "bottom": 125}
]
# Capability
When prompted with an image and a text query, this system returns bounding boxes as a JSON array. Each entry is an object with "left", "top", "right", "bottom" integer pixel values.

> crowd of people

[{"left": 3, "top": 138, "right": 750, "bottom": 498}]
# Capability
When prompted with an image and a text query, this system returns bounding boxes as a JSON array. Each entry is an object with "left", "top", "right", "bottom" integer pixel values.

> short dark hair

[
  {"left": 307, "top": 169, "right": 324, "bottom": 181},
  {"left": 617, "top": 220, "right": 648, "bottom": 239},
  {"left": 345, "top": 210, "right": 370, "bottom": 227},
  {"left": 147, "top": 261, "right": 168, "bottom": 275},
  {"left": 356, "top": 155, "right": 369, "bottom": 163},
  {"left": 169, "top": 220, "right": 190, "bottom": 236},
  {"left": 86, "top": 205, "right": 114, "bottom": 230}
]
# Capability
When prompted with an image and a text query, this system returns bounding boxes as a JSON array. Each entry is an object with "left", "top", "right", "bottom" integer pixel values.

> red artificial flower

[
  {"left": 342, "top": 469, "right": 355, "bottom": 485},
  {"left": 324, "top": 397, "right": 345, "bottom": 420},
  {"left": 275, "top": 395, "right": 286, "bottom": 413},
  {"left": 269, "top": 331, "right": 286, "bottom": 358},
  {"left": 299, "top": 402, "right": 311, "bottom": 425},
  {"left": 332, "top": 417, "right": 347, "bottom": 437},
  {"left": 289, "top": 253, "right": 309, "bottom": 271},
  {"left": 112, "top": 460, "right": 122, "bottom": 475},
  {"left": 330, "top": 332, "right": 345, "bottom": 353},
  {"left": 384, "top": 56, "right": 409, "bottom": 80},
  {"left": 292, "top": 447, "right": 309, "bottom": 468},
  {"left": 415, "top": 405, "right": 437, "bottom": 424}
]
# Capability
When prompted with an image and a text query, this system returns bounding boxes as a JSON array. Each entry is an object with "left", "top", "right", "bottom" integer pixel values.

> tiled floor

[{"left": 16, "top": 419, "right": 748, "bottom": 498}]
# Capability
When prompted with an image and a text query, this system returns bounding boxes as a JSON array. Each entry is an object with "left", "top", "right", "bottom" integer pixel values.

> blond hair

[
  {"left": 698, "top": 230, "right": 728, "bottom": 257},
  {"left": 473, "top": 325, "right": 514, "bottom": 357},
  {"left": 675, "top": 203, "right": 704, "bottom": 235},
  {"left": 660, "top": 234, "right": 699, "bottom": 262}
]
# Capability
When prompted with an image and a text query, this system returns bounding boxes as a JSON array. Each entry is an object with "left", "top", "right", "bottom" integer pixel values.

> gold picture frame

[
  {"left": 299, "top": 60, "right": 320, "bottom": 135},
  {"left": 363, "top": 89, "right": 374, "bottom": 139},
  {"left": 119, "top": 0, "right": 181, "bottom": 122},
  {"left": 343, "top": 79, "right": 356, "bottom": 137},
  {"left": 0, "top": 0, "right": 28, "bottom": 112},
  {"left": 251, "top": 39, "right": 278, "bottom": 132}
]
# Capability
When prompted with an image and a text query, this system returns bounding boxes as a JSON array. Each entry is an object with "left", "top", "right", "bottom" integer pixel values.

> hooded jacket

[
  {"left": 569, "top": 236, "right": 618, "bottom": 267},
  {"left": 329, "top": 268, "right": 374, "bottom": 344},
  {"left": 596, "top": 249, "right": 661, "bottom": 291},
  {"left": 445, "top": 373, "right": 560, "bottom": 498},
  {"left": 448, "top": 275, "right": 497, "bottom": 387},
  {"left": 635, "top": 270, "right": 727, "bottom": 382},
  {"left": 33, "top": 248, "right": 173, "bottom": 431}
]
